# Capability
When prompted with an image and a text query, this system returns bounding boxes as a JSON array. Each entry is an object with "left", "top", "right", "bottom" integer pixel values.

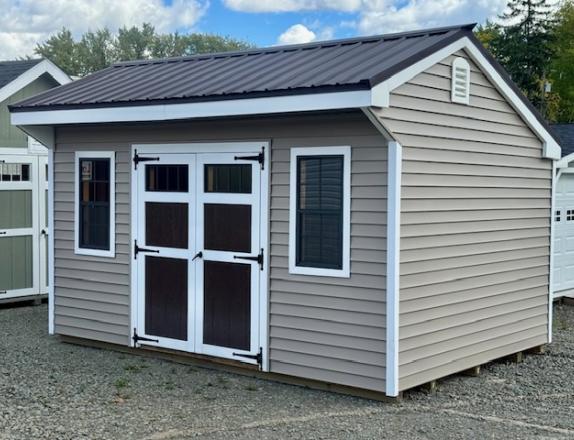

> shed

[
  {"left": 10, "top": 24, "right": 559, "bottom": 398},
  {"left": 0, "top": 59, "right": 70, "bottom": 304},
  {"left": 551, "top": 124, "right": 574, "bottom": 299}
]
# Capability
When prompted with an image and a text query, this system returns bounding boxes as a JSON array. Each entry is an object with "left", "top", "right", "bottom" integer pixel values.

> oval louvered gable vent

[{"left": 451, "top": 57, "right": 470, "bottom": 105}]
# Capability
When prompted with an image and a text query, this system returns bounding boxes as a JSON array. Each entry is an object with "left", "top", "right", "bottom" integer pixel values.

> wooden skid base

[
  {"left": 59, "top": 335, "right": 400, "bottom": 403},
  {"left": 0, "top": 294, "right": 47, "bottom": 308}
]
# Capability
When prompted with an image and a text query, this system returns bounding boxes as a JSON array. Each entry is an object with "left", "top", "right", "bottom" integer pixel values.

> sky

[{"left": 0, "top": 0, "right": 513, "bottom": 59}]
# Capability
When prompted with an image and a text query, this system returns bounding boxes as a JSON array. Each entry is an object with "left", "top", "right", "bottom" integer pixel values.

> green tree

[
  {"left": 475, "top": 20, "right": 502, "bottom": 51},
  {"left": 494, "top": 0, "right": 557, "bottom": 115},
  {"left": 77, "top": 29, "right": 114, "bottom": 76},
  {"left": 550, "top": 0, "right": 574, "bottom": 122},
  {"left": 34, "top": 24, "right": 254, "bottom": 76},
  {"left": 35, "top": 28, "right": 82, "bottom": 76}
]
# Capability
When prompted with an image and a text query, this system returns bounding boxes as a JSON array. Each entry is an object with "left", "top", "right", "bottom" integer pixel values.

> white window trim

[
  {"left": 74, "top": 151, "right": 116, "bottom": 258},
  {"left": 288, "top": 146, "right": 351, "bottom": 278}
]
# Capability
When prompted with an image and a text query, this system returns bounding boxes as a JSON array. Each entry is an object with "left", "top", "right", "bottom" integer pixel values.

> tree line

[
  {"left": 35, "top": 23, "right": 253, "bottom": 77},
  {"left": 476, "top": 0, "right": 574, "bottom": 122}
]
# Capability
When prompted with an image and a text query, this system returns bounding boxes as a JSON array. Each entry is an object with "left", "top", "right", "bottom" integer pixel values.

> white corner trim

[
  {"left": 377, "top": 36, "right": 560, "bottom": 160},
  {"left": 0, "top": 59, "right": 71, "bottom": 104},
  {"left": 74, "top": 151, "right": 116, "bottom": 258},
  {"left": 288, "top": 146, "right": 351, "bottom": 278},
  {"left": 386, "top": 140, "right": 401, "bottom": 397},
  {"left": 12, "top": 90, "right": 372, "bottom": 126},
  {"left": 549, "top": 160, "right": 557, "bottom": 343},
  {"left": 48, "top": 148, "right": 55, "bottom": 334}
]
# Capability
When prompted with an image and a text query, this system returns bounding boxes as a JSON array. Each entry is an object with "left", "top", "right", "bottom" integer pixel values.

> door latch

[{"left": 192, "top": 251, "right": 203, "bottom": 261}]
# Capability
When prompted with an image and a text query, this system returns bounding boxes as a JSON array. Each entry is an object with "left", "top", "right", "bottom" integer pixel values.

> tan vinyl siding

[
  {"left": 53, "top": 111, "right": 388, "bottom": 392},
  {"left": 374, "top": 49, "right": 551, "bottom": 391}
]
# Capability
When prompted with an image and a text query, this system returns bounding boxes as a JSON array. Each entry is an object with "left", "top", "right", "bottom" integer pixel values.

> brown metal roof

[{"left": 11, "top": 24, "right": 475, "bottom": 111}]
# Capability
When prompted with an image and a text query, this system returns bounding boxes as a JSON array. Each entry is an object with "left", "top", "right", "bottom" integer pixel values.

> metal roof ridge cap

[{"left": 112, "top": 23, "right": 478, "bottom": 67}]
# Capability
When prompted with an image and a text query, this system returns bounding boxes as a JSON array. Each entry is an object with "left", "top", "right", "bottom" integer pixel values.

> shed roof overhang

[{"left": 11, "top": 36, "right": 560, "bottom": 160}]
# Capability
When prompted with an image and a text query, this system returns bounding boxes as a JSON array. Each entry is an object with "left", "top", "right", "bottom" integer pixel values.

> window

[
  {"left": 289, "top": 146, "right": 350, "bottom": 278},
  {"left": 0, "top": 163, "right": 30, "bottom": 181},
  {"left": 74, "top": 152, "right": 115, "bottom": 257},
  {"left": 451, "top": 57, "right": 470, "bottom": 105},
  {"left": 556, "top": 210, "right": 561, "bottom": 222},
  {"left": 567, "top": 209, "right": 574, "bottom": 222}
]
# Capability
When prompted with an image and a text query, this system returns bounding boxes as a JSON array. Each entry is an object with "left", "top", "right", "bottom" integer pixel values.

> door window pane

[
  {"left": 296, "top": 156, "right": 344, "bottom": 269},
  {"left": 146, "top": 165, "right": 188, "bottom": 192},
  {"left": 0, "top": 163, "right": 30, "bottom": 182},
  {"left": 205, "top": 164, "right": 251, "bottom": 193},
  {"left": 79, "top": 158, "right": 110, "bottom": 250},
  {"left": 204, "top": 204, "right": 251, "bottom": 253},
  {"left": 146, "top": 202, "right": 188, "bottom": 249}
]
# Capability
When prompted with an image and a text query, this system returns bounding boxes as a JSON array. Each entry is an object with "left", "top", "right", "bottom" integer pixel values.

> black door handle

[{"left": 192, "top": 251, "right": 203, "bottom": 261}]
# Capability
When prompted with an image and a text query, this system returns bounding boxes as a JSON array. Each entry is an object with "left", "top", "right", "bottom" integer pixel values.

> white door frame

[
  {"left": 0, "top": 154, "right": 40, "bottom": 300},
  {"left": 134, "top": 153, "right": 196, "bottom": 352},
  {"left": 38, "top": 155, "right": 49, "bottom": 294},
  {"left": 130, "top": 142, "right": 270, "bottom": 371}
]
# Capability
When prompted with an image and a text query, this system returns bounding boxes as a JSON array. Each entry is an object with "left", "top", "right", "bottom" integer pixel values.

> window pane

[
  {"left": 0, "top": 163, "right": 30, "bottom": 182},
  {"left": 146, "top": 165, "right": 188, "bottom": 192},
  {"left": 205, "top": 164, "right": 252, "bottom": 193},
  {"left": 78, "top": 158, "right": 111, "bottom": 250},
  {"left": 296, "top": 155, "right": 344, "bottom": 270}
]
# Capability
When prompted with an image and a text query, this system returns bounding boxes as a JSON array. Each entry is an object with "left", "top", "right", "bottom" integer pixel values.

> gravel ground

[{"left": 1, "top": 303, "right": 573, "bottom": 440}]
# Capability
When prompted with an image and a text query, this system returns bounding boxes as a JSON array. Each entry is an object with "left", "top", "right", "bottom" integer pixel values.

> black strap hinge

[
  {"left": 133, "top": 149, "right": 159, "bottom": 170},
  {"left": 132, "top": 328, "right": 158, "bottom": 346},
  {"left": 233, "top": 248, "right": 264, "bottom": 271},
  {"left": 232, "top": 347, "right": 263, "bottom": 367},
  {"left": 234, "top": 147, "right": 265, "bottom": 170},
  {"left": 134, "top": 240, "right": 160, "bottom": 259}
]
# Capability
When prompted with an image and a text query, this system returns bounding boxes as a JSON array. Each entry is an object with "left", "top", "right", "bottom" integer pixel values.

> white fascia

[
  {"left": 371, "top": 36, "right": 561, "bottom": 160},
  {"left": 0, "top": 59, "right": 71, "bottom": 104},
  {"left": 12, "top": 90, "right": 373, "bottom": 126}
]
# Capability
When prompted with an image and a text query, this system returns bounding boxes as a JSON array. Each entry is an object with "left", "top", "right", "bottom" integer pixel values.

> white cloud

[
  {"left": 226, "top": 0, "right": 514, "bottom": 41},
  {"left": 278, "top": 24, "right": 317, "bottom": 45},
  {"left": 224, "top": 0, "right": 362, "bottom": 13},
  {"left": 357, "top": 0, "right": 507, "bottom": 35},
  {"left": 0, "top": 0, "right": 208, "bottom": 59}
]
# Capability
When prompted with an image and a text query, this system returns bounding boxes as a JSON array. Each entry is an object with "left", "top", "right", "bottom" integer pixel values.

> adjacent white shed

[{"left": 552, "top": 124, "right": 574, "bottom": 299}]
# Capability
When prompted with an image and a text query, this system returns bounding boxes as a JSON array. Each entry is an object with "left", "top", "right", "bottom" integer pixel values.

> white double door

[
  {"left": 0, "top": 154, "right": 48, "bottom": 300},
  {"left": 134, "top": 150, "right": 262, "bottom": 365}
]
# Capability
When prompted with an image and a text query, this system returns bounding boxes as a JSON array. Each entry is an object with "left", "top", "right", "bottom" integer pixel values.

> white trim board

[
  {"left": 288, "top": 146, "right": 351, "bottom": 278},
  {"left": 385, "top": 141, "right": 402, "bottom": 397},
  {"left": 13, "top": 90, "right": 375, "bottom": 125},
  {"left": 0, "top": 59, "right": 71, "bottom": 104},
  {"left": 48, "top": 148, "right": 55, "bottom": 334},
  {"left": 74, "top": 151, "right": 116, "bottom": 258}
]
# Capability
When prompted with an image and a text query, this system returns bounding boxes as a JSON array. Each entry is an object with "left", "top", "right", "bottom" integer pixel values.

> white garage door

[{"left": 554, "top": 172, "right": 574, "bottom": 297}]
